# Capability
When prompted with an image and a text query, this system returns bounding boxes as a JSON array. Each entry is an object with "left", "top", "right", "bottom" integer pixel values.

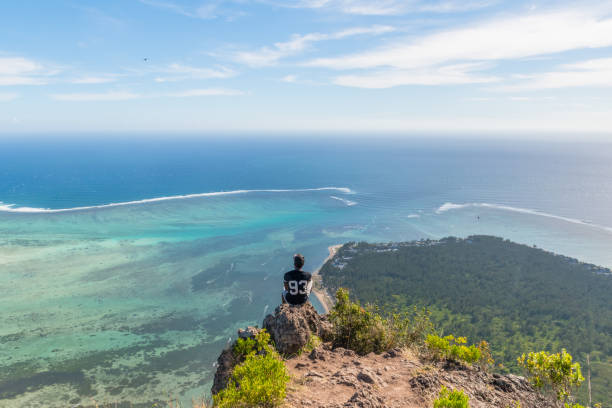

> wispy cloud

[
  {"left": 168, "top": 88, "right": 245, "bottom": 97},
  {"left": 0, "top": 57, "right": 59, "bottom": 86},
  {"left": 230, "top": 25, "right": 396, "bottom": 67},
  {"left": 496, "top": 58, "right": 612, "bottom": 91},
  {"left": 299, "top": 0, "right": 407, "bottom": 15},
  {"left": 71, "top": 75, "right": 120, "bottom": 84},
  {"left": 334, "top": 63, "right": 499, "bottom": 88},
  {"left": 418, "top": 1, "right": 497, "bottom": 13},
  {"left": 305, "top": 7, "right": 612, "bottom": 71},
  {"left": 300, "top": 5, "right": 612, "bottom": 89},
  {"left": 0, "top": 57, "right": 43, "bottom": 75},
  {"left": 281, "top": 74, "right": 298, "bottom": 83},
  {"left": 51, "top": 91, "right": 141, "bottom": 101},
  {"left": 78, "top": 6, "right": 125, "bottom": 28},
  {"left": 153, "top": 63, "right": 236, "bottom": 82},
  {"left": 139, "top": 0, "right": 245, "bottom": 20},
  {"left": 270, "top": 0, "right": 495, "bottom": 15},
  {"left": 0, "top": 76, "right": 47, "bottom": 86},
  {"left": 0, "top": 92, "right": 19, "bottom": 102},
  {"left": 139, "top": 0, "right": 194, "bottom": 17},
  {"left": 51, "top": 88, "right": 245, "bottom": 101}
]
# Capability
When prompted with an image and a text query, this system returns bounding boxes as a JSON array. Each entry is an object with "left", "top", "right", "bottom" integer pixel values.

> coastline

[{"left": 312, "top": 244, "right": 342, "bottom": 314}]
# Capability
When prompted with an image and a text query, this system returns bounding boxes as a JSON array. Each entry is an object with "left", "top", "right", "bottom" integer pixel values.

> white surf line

[
  {"left": 0, "top": 187, "right": 353, "bottom": 214},
  {"left": 329, "top": 195, "right": 358, "bottom": 206},
  {"left": 436, "top": 202, "right": 612, "bottom": 234}
]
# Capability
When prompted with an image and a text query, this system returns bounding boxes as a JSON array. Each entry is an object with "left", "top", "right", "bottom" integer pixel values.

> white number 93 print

[{"left": 288, "top": 280, "right": 309, "bottom": 295}]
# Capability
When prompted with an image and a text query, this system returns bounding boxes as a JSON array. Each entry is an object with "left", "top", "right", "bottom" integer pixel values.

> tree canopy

[{"left": 320, "top": 236, "right": 612, "bottom": 406}]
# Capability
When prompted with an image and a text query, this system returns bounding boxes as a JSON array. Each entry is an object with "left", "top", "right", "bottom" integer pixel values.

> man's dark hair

[{"left": 293, "top": 253, "right": 305, "bottom": 269}]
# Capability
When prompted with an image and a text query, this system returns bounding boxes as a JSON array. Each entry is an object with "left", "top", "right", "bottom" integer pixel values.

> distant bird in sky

[{"left": 143, "top": 58, "right": 148, "bottom": 62}]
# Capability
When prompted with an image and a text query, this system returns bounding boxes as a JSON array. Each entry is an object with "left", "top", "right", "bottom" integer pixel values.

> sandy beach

[{"left": 312, "top": 244, "right": 342, "bottom": 313}]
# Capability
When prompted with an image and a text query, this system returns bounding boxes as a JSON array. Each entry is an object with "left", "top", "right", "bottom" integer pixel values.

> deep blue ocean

[{"left": 1, "top": 136, "right": 611, "bottom": 406}]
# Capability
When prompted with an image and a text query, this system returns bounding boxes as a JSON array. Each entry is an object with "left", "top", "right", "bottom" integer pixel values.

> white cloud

[
  {"left": 168, "top": 88, "right": 245, "bottom": 97},
  {"left": 310, "top": 0, "right": 406, "bottom": 15},
  {"left": 281, "top": 74, "right": 298, "bottom": 83},
  {"left": 51, "top": 88, "right": 245, "bottom": 101},
  {"left": 0, "top": 92, "right": 19, "bottom": 102},
  {"left": 465, "top": 97, "right": 493, "bottom": 102},
  {"left": 79, "top": 6, "right": 125, "bottom": 28},
  {"left": 51, "top": 92, "right": 141, "bottom": 101},
  {"left": 230, "top": 25, "right": 396, "bottom": 67},
  {"left": 139, "top": 0, "right": 244, "bottom": 20},
  {"left": 497, "top": 58, "right": 612, "bottom": 91},
  {"left": 0, "top": 57, "right": 58, "bottom": 86},
  {"left": 0, "top": 76, "right": 48, "bottom": 86},
  {"left": 274, "top": 0, "right": 494, "bottom": 15},
  {"left": 0, "top": 57, "right": 43, "bottom": 75},
  {"left": 418, "top": 1, "right": 497, "bottom": 13},
  {"left": 508, "top": 96, "right": 532, "bottom": 101},
  {"left": 139, "top": 0, "right": 207, "bottom": 18},
  {"left": 71, "top": 76, "right": 119, "bottom": 84},
  {"left": 153, "top": 63, "right": 236, "bottom": 82},
  {"left": 564, "top": 58, "right": 612, "bottom": 71},
  {"left": 334, "top": 63, "right": 499, "bottom": 88},
  {"left": 305, "top": 6, "right": 612, "bottom": 71}
]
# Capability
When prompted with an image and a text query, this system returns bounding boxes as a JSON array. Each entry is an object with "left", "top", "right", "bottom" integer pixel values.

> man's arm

[
  {"left": 284, "top": 281, "right": 289, "bottom": 290},
  {"left": 305, "top": 279, "right": 313, "bottom": 295}
]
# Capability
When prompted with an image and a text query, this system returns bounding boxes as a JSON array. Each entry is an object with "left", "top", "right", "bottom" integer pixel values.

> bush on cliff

[
  {"left": 426, "top": 334, "right": 482, "bottom": 365},
  {"left": 517, "top": 349, "right": 584, "bottom": 404},
  {"left": 233, "top": 329, "right": 270, "bottom": 358},
  {"left": 433, "top": 386, "right": 470, "bottom": 408},
  {"left": 328, "top": 288, "right": 434, "bottom": 355},
  {"left": 214, "top": 330, "right": 290, "bottom": 408}
]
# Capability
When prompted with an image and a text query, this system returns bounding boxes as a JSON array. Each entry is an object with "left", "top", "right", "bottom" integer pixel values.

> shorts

[{"left": 281, "top": 290, "right": 308, "bottom": 306}]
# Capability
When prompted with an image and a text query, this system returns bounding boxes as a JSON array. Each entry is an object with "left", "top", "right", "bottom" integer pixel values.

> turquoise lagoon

[{"left": 1, "top": 137, "right": 612, "bottom": 406}]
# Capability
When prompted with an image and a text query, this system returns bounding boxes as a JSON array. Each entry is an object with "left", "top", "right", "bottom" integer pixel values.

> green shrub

[
  {"left": 328, "top": 288, "right": 434, "bottom": 355},
  {"left": 214, "top": 330, "right": 290, "bottom": 408},
  {"left": 433, "top": 386, "right": 470, "bottom": 408},
  {"left": 301, "top": 334, "right": 322, "bottom": 355},
  {"left": 517, "top": 349, "right": 584, "bottom": 403},
  {"left": 384, "top": 303, "right": 436, "bottom": 349},
  {"left": 233, "top": 330, "right": 271, "bottom": 358},
  {"left": 476, "top": 340, "right": 495, "bottom": 370},
  {"left": 426, "top": 334, "right": 482, "bottom": 364}
]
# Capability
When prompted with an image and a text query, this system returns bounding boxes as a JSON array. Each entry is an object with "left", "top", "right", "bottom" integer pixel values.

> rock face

[
  {"left": 212, "top": 304, "right": 557, "bottom": 408},
  {"left": 263, "top": 302, "right": 333, "bottom": 355},
  {"left": 211, "top": 326, "right": 261, "bottom": 395},
  {"left": 211, "top": 348, "right": 239, "bottom": 395}
]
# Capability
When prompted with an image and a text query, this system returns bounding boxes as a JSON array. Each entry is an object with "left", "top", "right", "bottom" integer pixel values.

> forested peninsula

[{"left": 319, "top": 235, "right": 612, "bottom": 406}]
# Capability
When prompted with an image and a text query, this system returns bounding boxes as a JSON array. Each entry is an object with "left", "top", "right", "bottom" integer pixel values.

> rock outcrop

[
  {"left": 212, "top": 304, "right": 557, "bottom": 407},
  {"left": 211, "top": 348, "right": 239, "bottom": 395},
  {"left": 263, "top": 302, "right": 333, "bottom": 355},
  {"left": 211, "top": 326, "right": 261, "bottom": 395},
  {"left": 284, "top": 344, "right": 556, "bottom": 408}
]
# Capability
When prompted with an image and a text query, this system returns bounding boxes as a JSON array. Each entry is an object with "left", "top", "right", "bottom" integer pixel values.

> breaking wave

[
  {"left": 0, "top": 187, "right": 353, "bottom": 214},
  {"left": 330, "top": 196, "right": 358, "bottom": 206},
  {"left": 436, "top": 202, "right": 612, "bottom": 234}
]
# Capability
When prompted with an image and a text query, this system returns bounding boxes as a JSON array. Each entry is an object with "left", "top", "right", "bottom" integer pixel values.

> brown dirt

[{"left": 283, "top": 344, "right": 555, "bottom": 408}]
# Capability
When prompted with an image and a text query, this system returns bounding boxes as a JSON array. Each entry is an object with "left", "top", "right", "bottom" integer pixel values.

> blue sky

[{"left": 1, "top": 0, "right": 612, "bottom": 136}]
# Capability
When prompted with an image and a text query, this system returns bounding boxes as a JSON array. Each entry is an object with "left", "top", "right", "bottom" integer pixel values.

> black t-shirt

[{"left": 283, "top": 269, "right": 312, "bottom": 305}]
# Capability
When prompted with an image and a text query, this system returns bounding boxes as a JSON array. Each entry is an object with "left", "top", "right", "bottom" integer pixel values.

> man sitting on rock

[{"left": 282, "top": 254, "right": 313, "bottom": 306}]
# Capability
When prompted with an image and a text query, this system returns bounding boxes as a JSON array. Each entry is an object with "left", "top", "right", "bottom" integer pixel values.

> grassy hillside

[{"left": 320, "top": 236, "right": 612, "bottom": 406}]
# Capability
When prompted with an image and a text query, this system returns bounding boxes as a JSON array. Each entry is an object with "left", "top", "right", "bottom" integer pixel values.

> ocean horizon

[{"left": 1, "top": 136, "right": 612, "bottom": 406}]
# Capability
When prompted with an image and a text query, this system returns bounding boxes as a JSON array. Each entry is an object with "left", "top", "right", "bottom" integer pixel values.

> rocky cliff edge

[{"left": 212, "top": 303, "right": 556, "bottom": 408}]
